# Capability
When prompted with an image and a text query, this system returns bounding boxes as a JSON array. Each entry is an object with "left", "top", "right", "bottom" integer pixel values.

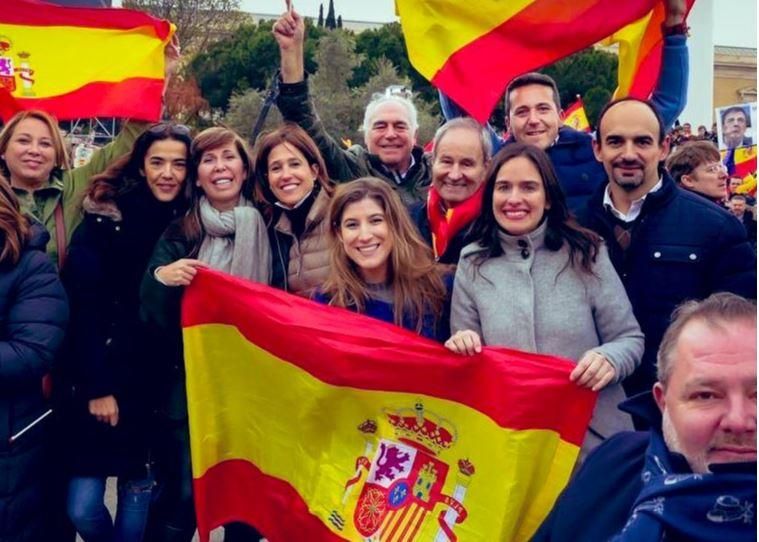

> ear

[
  {"left": 680, "top": 173, "right": 696, "bottom": 189},
  {"left": 653, "top": 382, "right": 667, "bottom": 413},
  {"left": 139, "top": 167, "right": 145, "bottom": 178},
  {"left": 592, "top": 139, "right": 602, "bottom": 162},
  {"left": 659, "top": 135, "right": 671, "bottom": 161},
  {"left": 310, "top": 163, "right": 319, "bottom": 180}
]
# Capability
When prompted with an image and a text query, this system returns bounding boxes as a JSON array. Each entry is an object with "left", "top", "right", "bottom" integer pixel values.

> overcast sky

[{"left": 246, "top": 0, "right": 758, "bottom": 48}]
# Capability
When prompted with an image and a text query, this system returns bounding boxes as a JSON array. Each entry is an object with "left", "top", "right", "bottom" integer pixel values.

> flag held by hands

[{"left": 182, "top": 269, "right": 597, "bottom": 541}]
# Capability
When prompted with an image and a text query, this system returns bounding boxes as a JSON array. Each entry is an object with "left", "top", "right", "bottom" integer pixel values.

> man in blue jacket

[
  {"left": 581, "top": 97, "right": 756, "bottom": 398},
  {"left": 532, "top": 293, "right": 756, "bottom": 542},
  {"left": 440, "top": 0, "right": 689, "bottom": 212}
]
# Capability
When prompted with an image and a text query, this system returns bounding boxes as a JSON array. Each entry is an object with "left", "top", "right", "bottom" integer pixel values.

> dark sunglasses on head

[{"left": 147, "top": 122, "right": 191, "bottom": 136}]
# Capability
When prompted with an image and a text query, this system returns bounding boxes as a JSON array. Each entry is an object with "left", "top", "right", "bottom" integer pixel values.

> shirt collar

[{"left": 603, "top": 176, "right": 663, "bottom": 223}]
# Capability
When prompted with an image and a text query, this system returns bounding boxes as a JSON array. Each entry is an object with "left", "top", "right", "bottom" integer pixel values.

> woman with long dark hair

[
  {"left": 141, "top": 126, "right": 270, "bottom": 541},
  {"left": 253, "top": 122, "right": 334, "bottom": 297},
  {"left": 60, "top": 122, "right": 192, "bottom": 541},
  {"left": 446, "top": 143, "right": 644, "bottom": 458},
  {"left": 0, "top": 178, "right": 68, "bottom": 540},
  {"left": 316, "top": 177, "right": 449, "bottom": 341}
]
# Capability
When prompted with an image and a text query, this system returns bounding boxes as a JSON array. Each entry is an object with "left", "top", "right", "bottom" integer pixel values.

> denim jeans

[{"left": 67, "top": 475, "right": 154, "bottom": 542}]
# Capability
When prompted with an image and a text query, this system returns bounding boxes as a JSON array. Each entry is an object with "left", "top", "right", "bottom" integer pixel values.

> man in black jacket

[{"left": 580, "top": 98, "right": 756, "bottom": 398}]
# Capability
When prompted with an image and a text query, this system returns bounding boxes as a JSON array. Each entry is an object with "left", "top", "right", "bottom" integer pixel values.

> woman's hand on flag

[
  {"left": 445, "top": 330, "right": 483, "bottom": 356},
  {"left": 571, "top": 351, "right": 616, "bottom": 392},
  {"left": 156, "top": 259, "right": 206, "bottom": 287}
]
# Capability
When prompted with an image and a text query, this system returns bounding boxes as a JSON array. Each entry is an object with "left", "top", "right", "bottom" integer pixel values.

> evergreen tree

[
  {"left": 325, "top": 0, "right": 336, "bottom": 29},
  {"left": 337, "top": 15, "right": 342, "bottom": 29},
  {"left": 317, "top": 3, "right": 324, "bottom": 27}
]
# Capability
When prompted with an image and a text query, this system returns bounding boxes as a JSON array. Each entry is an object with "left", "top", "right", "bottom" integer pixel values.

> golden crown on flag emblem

[{"left": 383, "top": 401, "right": 457, "bottom": 455}]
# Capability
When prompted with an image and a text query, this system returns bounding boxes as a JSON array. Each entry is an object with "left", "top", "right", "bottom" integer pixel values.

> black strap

[{"left": 250, "top": 73, "right": 280, "bottom": 145}]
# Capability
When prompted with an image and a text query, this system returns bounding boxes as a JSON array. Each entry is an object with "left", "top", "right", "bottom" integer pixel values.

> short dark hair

[
  {"left": 595, "top": 97, "right": 666, "bottom": 145},
  {"left": 730, "top": 193, "right": 747, "bottom": 202},
  {"left": 504, "top": 72, "right": 561, "bottom": 114},
  {"left": 721, "top": 105, "right": 750, "bottom": 127},
  {"left": 665, "top": 140, "right": 721, "bottom": 183},
  {"left": 657, "top": 293, "right": 756, "bottom": 384}
]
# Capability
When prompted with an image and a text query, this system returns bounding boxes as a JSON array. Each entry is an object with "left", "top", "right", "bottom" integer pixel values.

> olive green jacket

[
  {"left": 13, "top": 121, "right": 147, "bottom": 267},
  {"left": 276, "top": 77, "right": 431, "bottom": 205}
]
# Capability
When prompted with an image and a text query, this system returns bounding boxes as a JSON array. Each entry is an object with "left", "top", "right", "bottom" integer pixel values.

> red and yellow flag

[
  {"left": 0, "top": 0, "right": 173, "bottom": 121},
  {"left": 723, "top": 145, "right": 758, "bottom": 196},
  {"left": 562, "top": 96, "right": 591, "bottom": 132},
  {"left": 182, "top": 269, "right": 597, "bottom": 541},
  {"left": 396, "top": 0, "right": 695, "bottom": 123}
]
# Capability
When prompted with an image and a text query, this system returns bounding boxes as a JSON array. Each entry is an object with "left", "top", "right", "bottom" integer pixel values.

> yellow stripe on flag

[
  {"left": 0, "top": 23, "right": 166, "bottom": 98},
  {"left": 184, "top": 323, "right": 579, "bottom": 541},
  {"left": 600, "top": 11, "right": 653, "bottom": 98},
  {"left": 395, "top": 0, "right": 534, "bottom": 79}
]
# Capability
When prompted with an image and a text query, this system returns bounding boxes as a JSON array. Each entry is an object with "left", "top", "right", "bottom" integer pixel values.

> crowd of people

[{"left": 0, "top": 0, "right": 755, "bottom": 541}]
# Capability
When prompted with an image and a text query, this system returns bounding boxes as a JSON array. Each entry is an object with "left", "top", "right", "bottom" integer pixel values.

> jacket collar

[{"left": 590, "top": 168, "right": 679, "bottom": 222}]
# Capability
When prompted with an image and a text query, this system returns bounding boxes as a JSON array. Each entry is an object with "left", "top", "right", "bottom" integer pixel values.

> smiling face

[
  {"left": 492, "top": 155, "right": 549, "bottom": 236},
  {"left": 196, "top": 142, "right": 247, "bottom": 211},
  {"left": 141, "top": 139, "right": 188, "bottom": 203},
  {"left": 432, "top": 126, "right": 488, "bottom": 207},
  {"left": 507, "top": 84, "right": 561, "bottom": 150},
  {"left": 338, "top": 197, "right": 394, "bottom": 284},
  {"left": 1, "top": 117, "right": 57, "bottom": 189},
  {"left": 266, "top": 142, "right": 319, "bottom": 208},
  {"left": 364, "top": 101, "right": 417, "bottom": 173},
  {"left": 654, "top": 319, "right": 756, "bottom": 473},
  {"left": 594, "top": 101, "right": 669, "bottom": 201}
]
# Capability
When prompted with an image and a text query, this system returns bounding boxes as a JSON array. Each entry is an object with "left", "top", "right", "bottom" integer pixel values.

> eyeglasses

[
  {"left": 702, "top": 162, "right": 728, "bottom": 174},
  {"left": 147, "top": 122, "right": 191, "bottom": 137}
]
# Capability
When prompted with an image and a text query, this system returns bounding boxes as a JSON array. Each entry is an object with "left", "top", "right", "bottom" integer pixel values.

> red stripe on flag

[
  {"left": 0, "top": 78, "right": 164, "bottom": 122},
  {"left": 4, "top": 0, "right": 172, "bottom": 38},
  {"left": 182, "top": 269, "right": 596, "bottom": 446},
  {"left": 430, "top": 0, "right": 659, "bottom": 122},
  {"left": 193, "top": 459, "right": 345, "bottom": 542}
]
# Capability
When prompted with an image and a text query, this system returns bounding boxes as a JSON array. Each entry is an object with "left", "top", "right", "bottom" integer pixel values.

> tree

[
  {"left": 325, "top": 0, "right": 336, "bottom": 30},
  {"left": 337, "top": 15, "right": 342, "bottom": 29},
  {"left": 123, "top": 0, "right": 246, "bottom": 55},
  {"left": 317, "top": 3, "right": 324, "bottom": 27},
  {"left": 163, "top": 75, "right": 211, "bottom": 126},
  {"left": 542, "top": 47, "right": 617, "bottom": 127},
  {"left": 223, "top": 89, "right": 282, "bottom": 143},
  {"left": 188, "top": 19, "right": 326, "bottom": 111}
]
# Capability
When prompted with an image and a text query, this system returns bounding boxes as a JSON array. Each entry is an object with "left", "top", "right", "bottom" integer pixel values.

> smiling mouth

[
  {"left": 504, "top": 210, "right": 528, "bottom": 219},
  {"left": 279, "top": 182, "right": 299, "bottom": 192},
  {"left": 212, "top": 178, "right": 233, "bottom": 186},
  {"left": 355, "top": 244, "right": 380, "bottom": 255}
]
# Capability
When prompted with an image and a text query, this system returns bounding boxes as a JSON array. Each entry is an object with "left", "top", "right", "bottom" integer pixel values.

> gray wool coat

[{"left": 451, "top": 223, "right": 644, "bottom": 459}]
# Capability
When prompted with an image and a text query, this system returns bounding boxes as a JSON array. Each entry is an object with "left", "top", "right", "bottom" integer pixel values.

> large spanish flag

[
  {"left": 182, "top": 269, "right": 597, "bottom": 541},
  {"left": 0, "top": 0, "right": 173, "bottom": 121},
  {"left": 396, "top": 0, "right": 693, "bottom": 123}
]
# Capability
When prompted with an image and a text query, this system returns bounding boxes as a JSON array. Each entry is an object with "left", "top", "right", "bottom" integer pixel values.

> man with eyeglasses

[
  {"left": 579, "top": 97, "right": 756, "bottom": 405},
  {"left": 666, "top": 141, "right": 729, "bottom": 205},
  {"left": 272, "top": 9, "right": 430, "bottom": 204}
]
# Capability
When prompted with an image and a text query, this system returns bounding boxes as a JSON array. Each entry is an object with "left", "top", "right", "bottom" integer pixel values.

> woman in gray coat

[{"left": 445, "top": 143, "right": 643, "bottom": 459}]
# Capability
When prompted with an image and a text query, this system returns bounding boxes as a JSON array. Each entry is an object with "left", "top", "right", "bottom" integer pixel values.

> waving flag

[
  {"left": 0, "top": 0, "right": 173, "bottom": 121},
  {"left": 562, "top": 96, "right": 591, "bottom": 132},
  {"left": 182, "top": 269, "right": 597, "bottom": 542},
  {"left": 724, "top": 145, "right": 758, "bottom": 197}
]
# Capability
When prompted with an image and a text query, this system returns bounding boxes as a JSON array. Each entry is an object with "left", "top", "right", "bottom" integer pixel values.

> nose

[
  {"left": 720, "top": 394, "right": 757, "bottom": 435},
  {"left": 160, "top": 162, "right": 173, "bottom": 178},
  {"left": 357, "top": 221, "right": 373, "bottom": 242},
  {"left": 526, "top": 109, "right": 539, "bottom": 125},
  {"left": 449, "top": 163, "right": 463, "bottom": 180}
]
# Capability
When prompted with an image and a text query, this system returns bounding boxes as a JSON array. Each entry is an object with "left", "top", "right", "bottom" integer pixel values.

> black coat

[
  {"left": 0, "top": 223, "right": 68, "bottom": 541},
  {"left": 60, "top": 185, "right": 184, "bottom": 477},
  {"left": 578, "top": 172, "right": 756, "bottom": 395}
]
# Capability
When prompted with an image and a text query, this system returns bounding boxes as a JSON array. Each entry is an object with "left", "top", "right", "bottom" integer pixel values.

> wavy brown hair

[
  {"left": 0, "top": 110, "right": 68, "bottom": 180},
  {"left": 0, "top": 178, "right": 30, "bottom": 265},
  {"left": 167, "top": 127, "right": 255, "bottom": 255},
  {"left": 323, "top": 177, "right": 446, "bottom": 332},
  {"left": 253, "top": 122, "right": 334, "bottom": 221}
]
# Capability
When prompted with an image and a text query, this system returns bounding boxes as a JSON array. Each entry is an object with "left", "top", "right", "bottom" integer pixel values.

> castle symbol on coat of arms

[{"left": 332, "top": 401, "right": 475, "bottom": 541}]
